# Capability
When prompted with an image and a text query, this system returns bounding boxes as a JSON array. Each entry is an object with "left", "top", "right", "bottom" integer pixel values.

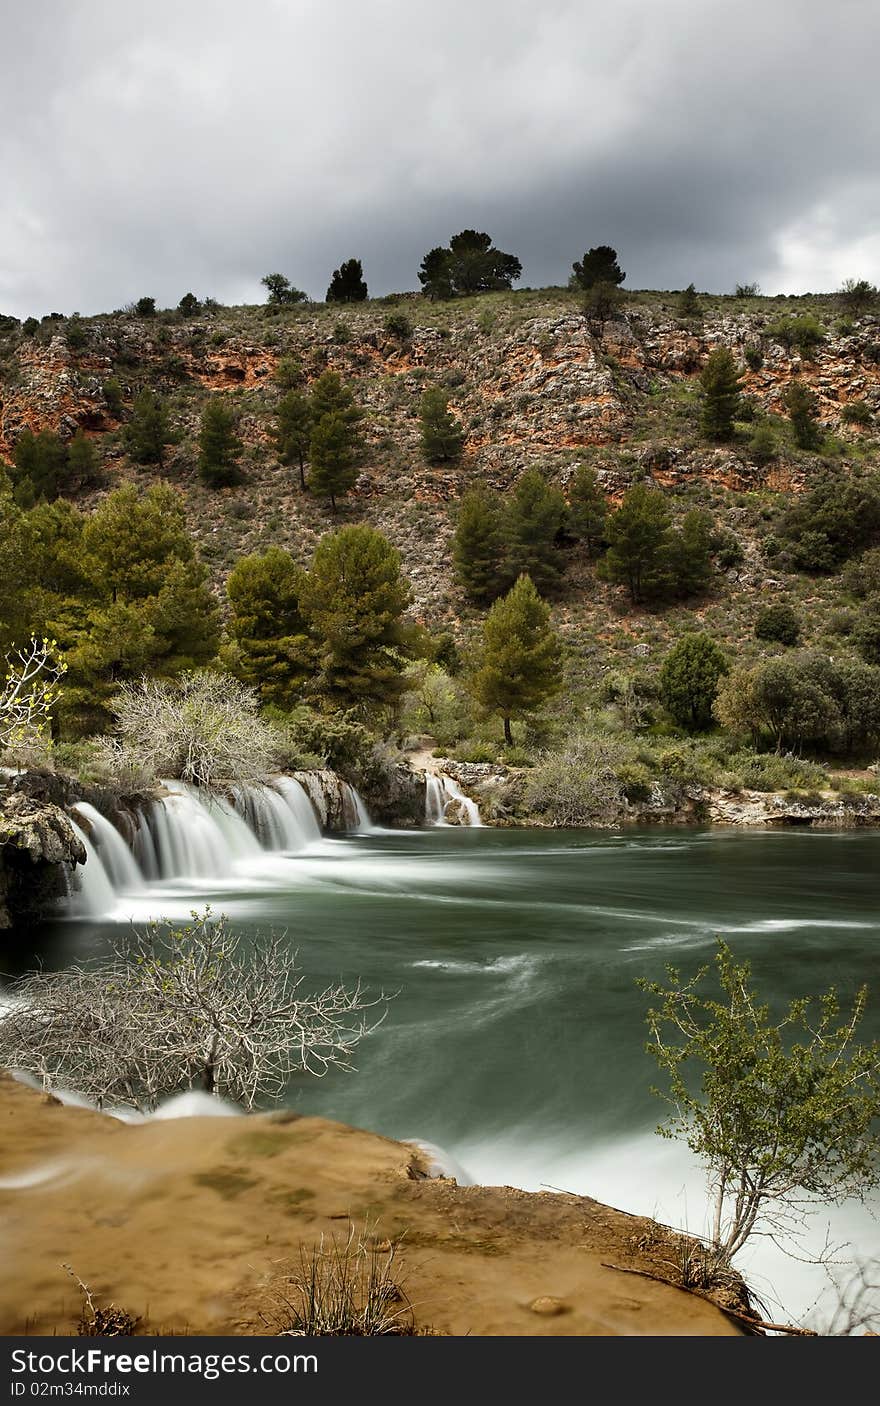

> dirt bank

[{"left": 0, "top": 1075, "right": 742, "bottom": 1337}]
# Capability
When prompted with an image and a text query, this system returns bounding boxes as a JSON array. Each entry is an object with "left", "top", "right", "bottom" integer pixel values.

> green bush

[
  {"left": 766, "top": 314, "right": 825, "bottom": 356},
  {"left": 384, "top": 312, "right": 413, "bottom": 340},
  {"left": 755, "top": 602, "right": 801, "bottom": 646},
  {"left": 743, "top": 344, "right": 763, "bottom": 371},
  {"left": 841, "top": 400, "right": 873, "bottom": 427}
]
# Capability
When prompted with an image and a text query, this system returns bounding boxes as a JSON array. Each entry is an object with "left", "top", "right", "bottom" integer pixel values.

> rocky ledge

[{"left": 0, "top": 791, "right": 85, "bottom": 929}]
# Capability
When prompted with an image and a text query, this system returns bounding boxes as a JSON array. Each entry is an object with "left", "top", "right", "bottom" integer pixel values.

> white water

[
  {"left": 65, "top": 776, "right": 370, "bottom": 919},
  {"left": 425, "top": 772, "right": 482, "bottom": 827}
]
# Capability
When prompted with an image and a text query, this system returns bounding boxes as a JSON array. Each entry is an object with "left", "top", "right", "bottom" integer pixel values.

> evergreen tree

[
  {"left": 677, "top": 283, "right": 702, "bottom": 318},
  {"left": 471, "top": 574, "right": 562, "bottom": 746},
  {"left": 103, "top": 378, "right": 124, "bottom": 418},
  {"left": 198, "top": 398, "right": 242, "bottom": 487},
  {"left": 300, "top": 525, "right": 412, "bottom": 711},
  {"left": 453, "top": 486, "right": 505, "bottom": 605},
  {"left": 568, "top": 464, "right": 607, "bottom": 556},
  {"left": 418, "top": 231, "right": 521, "bottom": 299},
  {"left": 660, "top": 632, "right": 729, "bottom": 731},
  {"left": 0, "top": 489, "right": 33, "bottom": 653},
  {"left": 504, "top": 469, "right": 567, "bottom": 596},
  {"left": 700, "top": 348, "right": 742, "bottom": 441},
  {"left": 261, "top": 273, "right": 307, "bottom": 306},
  {"left": 571, "top": 245, "right": 625, "bottom": 291},
  {"left": 668, "top": 508, "right": 715, "bottom": 599},
  {"left": 326, "top": 258, "right": 368, "bottom": 303},
  {"left": 274, "top": 358, "right": 303, "bottom": 390},
  {"left": 784, "top": 380, "right": 823, "bottom": 450},
  {"left": 419, "top": 388, "right": 465, "bottom": 464},
  {"left": 276, "top": 390, "right": 313, "bottom": 489},
  {"left": 226, "top": 547, "right": 313, "bottom": 707},
  {"left": 125, "top": 388, "right": 173, "bottom": 468},
  {"left": 178, "top": 292, "right": 201, "bottom": 316},
  {"left": 310, "top": 370, "right": 361, "bottom": 425},
  {"left": 10, "top": 429, "right": 68, "bottom": 506},
  {"left": 309, "top": 412, "right": 360, "bottom": 511},
  {"left": 582, "top": 281, "right": 626, "bottom": 323},
  {"left": 66, "top": 430, "right": 102, "bottom": 489},
  {"left": 598, "top": 484, "right": 673, "bottom": 605}
]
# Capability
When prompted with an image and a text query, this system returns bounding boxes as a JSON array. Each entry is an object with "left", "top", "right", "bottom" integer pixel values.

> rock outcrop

[{"left": 0, "top": 791, "right": 85, "bottom": 929}]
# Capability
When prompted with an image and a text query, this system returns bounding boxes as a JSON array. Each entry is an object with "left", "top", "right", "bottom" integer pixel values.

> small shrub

[
  {"left": 743, "top": 344, "right": 763, "bottom": 371},
  {"left": 755, "top": 602, "right": 801, "bottom": 646},
  {"left": 259, "top": 1226, "right": 415, "bottom": 1337},
  {"left": 332, "top": 321, "right": 352, "bottom": 344},
  {"left": 384, "top": 312, "right": 412, "bottom": 340},
  {"left": 841, "top": 400, "right": 873, "bottom": 427},
  {"left": 135, "top": 296, "right": 157, "bottom": 318},
  {"left": 766, "top": 314, "right": 825, "bottom": 357}
]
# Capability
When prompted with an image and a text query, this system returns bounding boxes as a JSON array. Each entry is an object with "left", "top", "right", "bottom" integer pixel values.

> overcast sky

[{"left": 2, "top": 0, "right": 879, "bottom": 318}]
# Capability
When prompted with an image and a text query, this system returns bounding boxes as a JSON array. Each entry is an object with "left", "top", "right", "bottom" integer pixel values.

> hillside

[{"left": 3, "top": 286, "right": 880, "bottom": 814}]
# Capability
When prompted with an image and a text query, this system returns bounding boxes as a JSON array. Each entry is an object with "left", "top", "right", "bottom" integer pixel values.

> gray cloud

[{"left": 2, "top": 0, "right": 879, "bottom": 318}]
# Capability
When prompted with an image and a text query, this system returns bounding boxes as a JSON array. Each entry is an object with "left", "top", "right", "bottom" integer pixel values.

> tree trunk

[
  {"left": 503, "top": 716, "right": 513, "bottom": 746},
  {"left": 298, "top": 456, "right": 306, "bottom": 491}
]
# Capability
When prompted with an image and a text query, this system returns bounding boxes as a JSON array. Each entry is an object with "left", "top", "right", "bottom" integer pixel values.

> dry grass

[{"left": 258, "top": 1223, "right": 417, "bottom": 1336}]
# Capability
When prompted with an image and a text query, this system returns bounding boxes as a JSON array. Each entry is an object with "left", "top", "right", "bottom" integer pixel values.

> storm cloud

[{"left": 2, "top": 0, "right": 878, "bottom": 317}]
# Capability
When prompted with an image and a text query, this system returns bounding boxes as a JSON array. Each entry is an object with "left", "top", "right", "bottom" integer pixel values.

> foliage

[
  {"left": 419, "top": 388, "right": 464, "bottom": 464},
  {"left": 766, "top": 313, "right": 826, "bottom": 356},
  {"left": 0, "top": 911, "right": 382, "bottom": 1111},
  {"left": 135, "top": 296, "right": 156, "bottom": 318},
  {"left": 453, "top": 485, "right": 505, "bottom": 605},
  {"left": 503, "top": 469, "right": 567, "bottom": 596},
  {"left": 783, "top": 380, "right": 822, "bottom": 450},
  {"left": 275, "top": 389, "right": 313, "bottom": 489},
  {"left": 470, "top": 574, "right": 562, "bottom": 745},
  {"left": 103, "top": 377, "right": 124, "bottom": 417},
  {"left": 309, "top": 412, "right": 361, "bottom": 510},
  {"left": 700, "top": 348, "right": 742, "bottom": 441},
  {"left": 582, "top": 281, "right": 626, "bottom": 323},
  {"left": 714, "top": 651, "right": 880, "bottom": 755},
  {"left": 749, "top": 422, "right": 777, "bottom": 465},
  {"left": 660, "top": 632, "right": 729, "bottom": 731},
  {"left": 597, "top": 484, "right": 673, "bottom": 604},
  {"left": 300, "top": 525, "right": 413, "bottom": 713},
  {"left": 261, "top": 273, "right": 308, "bottom": 306},
  {"left": 571, "top": 245, "right": 625, "bottom": 290},
  {"left": 780, "top": 470, "right": 880, "bottom": 572},
  {"left": 326, "top": 258, "right": 368, "bottom": 303},
  {"left": 383, "top": 311, "right": 412, "bottom": 340},
  {"left": 178, "top": 292, "right": 201, "bottom": 317},
  {"left": 838, "top": 279, "right": 878, "bottom": 317},
  {"left": 125, "top": 388, "right": 173, "bottom": 468},
  {"left": 525, "top": 733, "right": 628, "bottom": 824},
  {"left": 10, "top": 428, "right": 69, "bottom": 506},
  {"left": 0, "top": 636, "right": 66, "bottom": 754},
  {"left": 841, "top": 400, "right": 873, "bottom": 427},
  {"left": 67, "top": 431, "right": 102, "bottom": 489},
  {"left": 755, "top": 601, "right": 801, "bottom": 646},
  {"left": 735, "top": 282, "right": 760, "bottom": 298},
  {"left": 261, "top": 1225, "right": 415, "bottom": 1336},
  {"left": 226, "top": 547, "right": 313, "bottom": 708},
  {"left": 677, "top": 283, "right": 701, "bottom": 318},
  {"left": 418, "top": 230, "right": 521, "bottom": 299},
  {"left": 639, "top": 943, "right": 880, "bottom": 1264},
  {"left": 106, "top": 670, "right": 280, "bottom": 787},
  {"left": 567, "top": 464, "right": 607, "bottom": 556},
  {"left": 401, "top": 665, "right": 468, "bottom": 748},
  {"left": 198, "top": 397, "right": 243, "bottom": 486},
  {"left": 274, "top": 357, "right": 303, "bottom": 390}
]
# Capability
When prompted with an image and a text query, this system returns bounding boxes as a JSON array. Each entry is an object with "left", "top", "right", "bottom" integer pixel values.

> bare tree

[
  {"left": 0, "top": 636, "right": 66, "bottom": 755},
  {"left": 102, "top": 671, "right": 282, "bottom": 787},
  {"left": 0, "top": 911, "right": 386, "bottom": 1111}
]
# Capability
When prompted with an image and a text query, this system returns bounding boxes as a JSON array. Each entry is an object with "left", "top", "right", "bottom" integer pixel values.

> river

[{"left": 22, "top": 823, "right": 880, "bottom": 1328}]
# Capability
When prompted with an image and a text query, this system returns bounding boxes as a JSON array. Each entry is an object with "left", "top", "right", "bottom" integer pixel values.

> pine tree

[
  {"left": 226, "top": 547, "right": 313, "bottom": 707},
  {"left": 453, "top": 486, "right": 505, "bottom": 605},
  {"left": 419, "top": 388, "right": 465, "bottom": 464},
  {"left": 418, "top": 231, "right": 521, "bottom": 299},
  {"left": 10, "top": 429, "right": 68, "bottom": 506},
  {"left": 198, "top": 398, "right": 242, "bottom": 486},
  {"left": 471, "top": 574, "right": 562, "bottom": 746},
  {"left": 326, "top": 258, "right": 368, "bottom": 303},
  {"left": 300, "top": 525, "right": 412, "bottom": 711},
  {"left": 310, "top": 370, "right": 361, "bottom": 425},
  {"left": 660, "top": 632, "right": 729, "bottom": 731},
  {"left": 567, "top": 464, "right": 607, "bottom": 557},
  {"left": 677, "top": 283, "right": 701, "bottom": 318},
  {"left": 700, "top": 348, "right": 742, "bottom": 441},
  {"left": 504, "top": 469, "right": 567, "bottom": 595},
  {"left": 276, "top": 390, "right": 313, "bottom": 489},
  {"left": 125, "top": 389, "right": 173, "bottom": 467},
  {"left": 309, "top": 413, "right": 360, "bottom": 511},
  {"left": 67, "top": 430, "right": 101, "bottom": 489},
  {"left": 784, "top": 380, "right": 823, "bottom": 450},
  {"left": 261, "top": 273, "right": 307, "bottom": 306},
  {"left": 571, "top": 245, "right": 625, "bottom": 291},
  {"left": 597, "top": 484, "right": 673, "bottom": 605},
  {"left": 667, "top": 508, "right": 715, "bottom": 599}
]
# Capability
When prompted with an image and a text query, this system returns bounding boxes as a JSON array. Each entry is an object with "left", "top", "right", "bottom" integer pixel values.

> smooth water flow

[
  {"left": 425, "top": 772, "right": 482, "bottom": 826},
  {"left": 28, "top": 824, "right": 880, "bottom": 1325},
  {"left": 65, "top": 776, "right": 370, "bottom": 914}
]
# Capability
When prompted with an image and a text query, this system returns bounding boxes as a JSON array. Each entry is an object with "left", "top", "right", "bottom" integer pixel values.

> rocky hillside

[{"left": 2, "top": 287, "right": 878, "bottom": 674}]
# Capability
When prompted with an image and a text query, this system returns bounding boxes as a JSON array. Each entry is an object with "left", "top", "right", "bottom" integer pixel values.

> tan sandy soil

[{"left": 0, "top": 1076, "right": 743, "bottom": 1337}]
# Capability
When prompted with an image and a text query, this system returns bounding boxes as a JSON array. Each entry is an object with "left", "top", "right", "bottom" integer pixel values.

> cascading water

[
  {"left": 424, "top": 773, "right": 482, "bottom": 827},
  {"left": 62, "top": 773, "right": 372, "bottom": 918}
]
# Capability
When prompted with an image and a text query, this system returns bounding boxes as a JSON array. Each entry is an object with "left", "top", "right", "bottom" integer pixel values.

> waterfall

[
  {"left": 271, "top": 776, "right": 323, "bottom": 847},
  {"left": 424, "top": 772, "right": 482, "bottom": 827},
  {"left": 148, "top": 781, "right": 262, "bottom": 879},
  {"left": 68, "top": 816, "right": 119, "bottom": 917},
  {"left": 344, "top": 782, "right": 374, "bottom": 834},
  {"left": 72, "top": 803, "right": 145, "bottom": 890}
]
